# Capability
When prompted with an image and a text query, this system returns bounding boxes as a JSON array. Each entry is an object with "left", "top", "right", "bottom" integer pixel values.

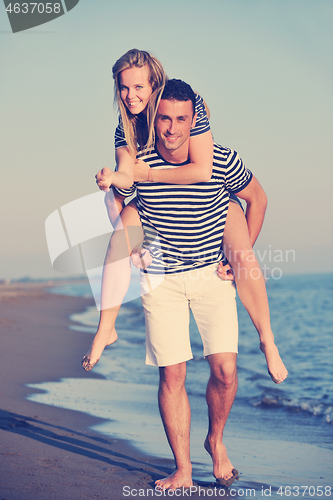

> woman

[{"left": 82, "top": 49, "right": 287, "bottom": 385}]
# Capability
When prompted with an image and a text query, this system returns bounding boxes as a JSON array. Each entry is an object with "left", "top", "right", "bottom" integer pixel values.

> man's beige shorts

[{"left": 140, "top": 263, "right": 238, "bottom": 367}]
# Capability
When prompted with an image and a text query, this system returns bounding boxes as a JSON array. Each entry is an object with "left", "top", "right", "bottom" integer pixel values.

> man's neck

[{"left": 156, "top": 140, "right": 189, "bottom": 164}]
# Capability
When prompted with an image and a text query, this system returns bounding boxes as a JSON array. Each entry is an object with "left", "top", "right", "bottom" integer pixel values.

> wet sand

[{"left": 0, "top": 282, "right": 183, "bottom": 499}]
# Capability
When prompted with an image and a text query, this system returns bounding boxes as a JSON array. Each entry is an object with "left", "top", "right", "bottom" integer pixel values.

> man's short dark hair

[{"left": 161, "top": 79, "right": 196, "bottom": 116}]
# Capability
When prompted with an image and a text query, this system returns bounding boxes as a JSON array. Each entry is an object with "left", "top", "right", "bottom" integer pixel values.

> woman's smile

[{"left": 120, "top": 65, "right": 152, "bottom": 115}]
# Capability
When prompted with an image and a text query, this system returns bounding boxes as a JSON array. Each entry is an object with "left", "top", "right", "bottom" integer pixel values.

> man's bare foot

[
  {"left": 155, "top": 468, "right": 193, "bottom": 491},
  {"left": 260, "top": 341, "right": 288, "bottom": 384},
  {"left": 204, "top": 436, "right": 234, "bottom": 481},
  {"left": 81, "top": 327, "right": 118, "bottom": 371}
]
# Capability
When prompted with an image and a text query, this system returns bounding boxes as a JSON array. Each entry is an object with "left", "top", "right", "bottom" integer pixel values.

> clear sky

[{"left": 1, "top": 0, "right": 332, "bottom": 280}]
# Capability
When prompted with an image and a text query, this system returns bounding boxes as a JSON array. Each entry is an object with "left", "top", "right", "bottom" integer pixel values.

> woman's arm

[
  {"left": 113, "top": 147, "right": 135, "bottom": 189},
  {"left": 134, "top": 130, "right": 213, "bottom": 184},
  {"left": 154, "top": 130, "right": 213, "bottom": 183},
  {"left": 96, "top": 147, "right": 135, "bottom": 191}
]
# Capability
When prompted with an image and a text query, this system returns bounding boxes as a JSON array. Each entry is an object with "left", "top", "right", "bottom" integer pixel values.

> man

[{"left": 109, "top": 79, "right": 266, "bottom": 490}]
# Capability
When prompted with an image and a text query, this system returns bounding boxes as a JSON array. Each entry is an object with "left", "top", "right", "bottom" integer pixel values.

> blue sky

[{"left": 1, "top": 0, "right": 332, "bottom": 279}]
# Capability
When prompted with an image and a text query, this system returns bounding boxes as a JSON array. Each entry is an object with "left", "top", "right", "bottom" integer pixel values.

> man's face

[{"left": 155, "top": 99, "right": 196, "bottom": 155}]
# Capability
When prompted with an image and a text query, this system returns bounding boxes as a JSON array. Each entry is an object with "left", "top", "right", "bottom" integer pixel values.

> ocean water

[{"left": 27, "top": 272, "right": 333, "bottom": 490}]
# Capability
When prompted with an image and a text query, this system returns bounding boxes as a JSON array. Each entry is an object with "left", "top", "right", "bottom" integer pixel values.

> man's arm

[{"left": 234, "top": 175, "right": 268, "bottom": 246}]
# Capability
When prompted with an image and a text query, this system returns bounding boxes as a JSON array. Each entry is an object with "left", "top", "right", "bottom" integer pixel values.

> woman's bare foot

[
  {"left": 81, "top": 327, "right": 118, "bottom": 371},
  {"left": 260, "top": 341, "right": 288, "bottom": 384},
  {"left": 155, "top": 468, "right": 193, "bottom": 491},
  {"left": 204, "top": 436, "right": 235, "bottom": 481}
]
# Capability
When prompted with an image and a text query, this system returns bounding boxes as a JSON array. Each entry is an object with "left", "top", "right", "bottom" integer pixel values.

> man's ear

[{"left": 191, "top": 112, "right": 197, "bottom": 129}]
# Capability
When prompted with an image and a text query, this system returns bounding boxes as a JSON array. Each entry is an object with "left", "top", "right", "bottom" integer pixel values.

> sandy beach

[
  {"left": 1, "top": 282, "right": 264, "bottom": 500},
  {"left": 1, "top": 281, "right": 332, "bottom": 500},
  {"left": 0, "top": 282, "right": 184, "bottom": 500}
]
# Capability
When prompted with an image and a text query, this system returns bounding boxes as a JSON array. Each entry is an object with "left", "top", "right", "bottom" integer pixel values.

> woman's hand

[
  {"left": 216, "top": 261, "right": 235, "bottom": 281},
  {"left": 134, "top": 159, "right": 151, "bottom": 182},
  {"left": 131, "top": 246, "right": 153, "bottom": 269},
  {"left": 95, "top": 167, "right": 113, "bottom": 191}
]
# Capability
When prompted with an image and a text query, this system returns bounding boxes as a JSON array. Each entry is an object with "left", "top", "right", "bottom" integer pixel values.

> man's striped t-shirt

[
  {"left": 114, "top": 94, "right": 210, "bottom": 150},
  {"left": 116, "top": 143, "right": 252, "bottom": 274}
]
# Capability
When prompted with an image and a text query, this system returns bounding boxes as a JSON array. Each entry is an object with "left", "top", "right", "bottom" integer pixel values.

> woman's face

[{"left": 119, "top": 65, "right": 153, "bottom": 115}]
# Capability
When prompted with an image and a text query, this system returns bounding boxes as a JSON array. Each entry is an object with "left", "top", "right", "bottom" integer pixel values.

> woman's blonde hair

[{"left": 112, "top": 49, "right": 167, "bottom": 157}]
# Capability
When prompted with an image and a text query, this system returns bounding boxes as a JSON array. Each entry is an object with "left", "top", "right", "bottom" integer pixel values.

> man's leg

[
  {"left": 141, "top": 271, "right": 194, "bottom": 489},
  {"left": 155, "top": 362, "right": 193, "bottom": 490},
  {"left": 204, "top": 352, "right": 238, "bottom": 480},
  {"left": 187, "top": 265, "right": 238, "bottom": 480}
]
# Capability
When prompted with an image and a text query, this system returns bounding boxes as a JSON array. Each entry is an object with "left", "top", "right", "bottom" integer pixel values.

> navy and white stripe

[
  {"left": 116, "top": 144, "right": 252, "bottom": 274},
  {"left": 114, "top": 93, "right": 210, "bottom": 150},
  {"left": 189, "top": 93, "right": 210, "bottom": 137}
]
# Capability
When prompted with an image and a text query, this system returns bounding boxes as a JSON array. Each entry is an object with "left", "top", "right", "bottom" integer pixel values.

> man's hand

[
  {"left": 131, "top": 246, "right": 153, "bottom": 269},
  {"left": 216, "top": 261, "right": 235, "bottom": 281},
  {"left": 95, "top": 167, "right": 113, "bottom": 191},
  {"left": 134, "top": 159, "right": 151, "bottom": 182}
]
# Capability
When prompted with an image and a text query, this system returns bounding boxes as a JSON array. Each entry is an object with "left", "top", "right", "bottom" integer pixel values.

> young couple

[{"left": 82, "top": 49, "right": 288, "bottom": 490}]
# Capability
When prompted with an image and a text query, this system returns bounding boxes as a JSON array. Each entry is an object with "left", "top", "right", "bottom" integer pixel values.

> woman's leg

[
  {"left": 223, "top": 202, "right": 288, "bottom": 384},
  {"left": 82, "top": 200, "right": 143, "bottom": 370}
]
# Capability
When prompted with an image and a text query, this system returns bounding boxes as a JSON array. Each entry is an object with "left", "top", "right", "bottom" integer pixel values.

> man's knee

[
  {"left": 159, "top": 363, "right": 186, "bottom": 391},
  {"left": 208, "top": 353, "right": 237, "bottom": 387}
]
